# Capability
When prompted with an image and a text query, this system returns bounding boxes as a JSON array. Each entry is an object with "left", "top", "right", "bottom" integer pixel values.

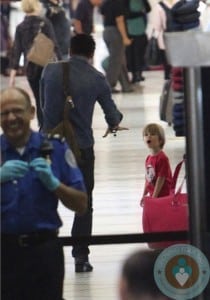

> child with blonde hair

[{"left": 140, "top": 123, "right": 172, "bottom": 206}]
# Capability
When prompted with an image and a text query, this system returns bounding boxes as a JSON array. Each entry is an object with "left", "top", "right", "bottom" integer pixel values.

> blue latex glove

[
  {"left": 0, "top": 160, "right": 29, "bottom": 183},
  {"left": 30, "top": 157, "right": 60, "bottom": 191}
]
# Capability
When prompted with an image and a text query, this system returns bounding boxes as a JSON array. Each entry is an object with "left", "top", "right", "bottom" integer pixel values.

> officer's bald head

[{"left": 0, "top": 87, "right": 32, "bottom": 109}]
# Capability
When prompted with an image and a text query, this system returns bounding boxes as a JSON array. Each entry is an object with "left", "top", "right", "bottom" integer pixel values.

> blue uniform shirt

[{"left": 1, "top": 131, "right": 86, "bottom": 234}]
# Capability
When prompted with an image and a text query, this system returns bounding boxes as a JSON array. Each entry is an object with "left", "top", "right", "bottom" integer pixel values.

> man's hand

[
  {"left": 0, "top": 160, "right": 29, "bottom": 183},
  {"left": 30, "top": 157, "right": 60, "bottom": 191},
  {"left": 102, "top": 126, "right": 129, "bottom": 138},
  {"left": 123, "top": 37, "right": 132, "bottom": 46}
]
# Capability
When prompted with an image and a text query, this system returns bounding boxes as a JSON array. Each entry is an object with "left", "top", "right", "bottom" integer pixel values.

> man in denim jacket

[{"left": 41, "top": 34, "right": 126, "bottom": 272}]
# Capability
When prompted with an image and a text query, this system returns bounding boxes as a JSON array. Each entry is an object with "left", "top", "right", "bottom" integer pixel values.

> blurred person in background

[
  {"left": 73, "top": 0, "right": 102, "bottom": 35},
  {"left": 0, "top": 3, "right": 12, "bottom": 76},
  {"left": 124, "top": 0, "right": 151, "bottom": 84},
  {"left": 9, "top": 0, "right": 62, "bottom": 128},
  {"left": 41, "top": 0, "right": 71, "bottom": 59},
  {"left": 100, "top": 0, "right": 133, "bottom": 93}
]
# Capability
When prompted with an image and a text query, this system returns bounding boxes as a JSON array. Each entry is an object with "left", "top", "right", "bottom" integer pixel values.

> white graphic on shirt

[{"left": 146, "top": 164, "right": 155, "bottom": 183}]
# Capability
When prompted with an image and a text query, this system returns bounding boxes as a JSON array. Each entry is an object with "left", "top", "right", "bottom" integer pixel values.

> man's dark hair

[
  {"left": 70, "top": 34, "right": 96, "bottom": 58},
  {"left": 121, "top": 249, "right": 168, "bottom": 299}
]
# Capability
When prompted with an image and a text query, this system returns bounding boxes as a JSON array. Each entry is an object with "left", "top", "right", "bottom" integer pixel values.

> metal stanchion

[
  {"left": 184, "top": 67, "right": 206, "bottom": 249},
  {"left": 164, "top": 31, "right": 210, "bottom": 300}
]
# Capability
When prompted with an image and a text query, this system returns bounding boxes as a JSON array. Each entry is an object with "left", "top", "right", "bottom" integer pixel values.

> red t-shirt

[{"left": 145, "top": 150, "right": 172, "bottom": 197}]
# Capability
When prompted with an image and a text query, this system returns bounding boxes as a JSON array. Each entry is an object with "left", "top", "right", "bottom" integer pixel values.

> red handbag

[{"left": 142, "top": 159, "right": 189, "bottom": 249}]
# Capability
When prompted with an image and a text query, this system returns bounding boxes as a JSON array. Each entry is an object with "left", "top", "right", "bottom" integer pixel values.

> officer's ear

[{"left": 29, "top": 105, "right": 36, "bottom": 120}]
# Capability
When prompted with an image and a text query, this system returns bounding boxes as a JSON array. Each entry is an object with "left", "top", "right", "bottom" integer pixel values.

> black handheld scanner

[{"left": 40, "top": 139, "right": 53, "bottom": 164}]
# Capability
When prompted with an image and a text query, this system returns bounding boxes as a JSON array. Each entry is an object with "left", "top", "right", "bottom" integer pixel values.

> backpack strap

[
  {"left": 158, "top": 1, "right": 173, "bottom": 32},
  {"left": 62, "top": 61, "right": 74, "bottom": 116},
  {"left": 143, "top": 0, "right": 152, "bottom": 13},
  {"left": 159, "top": 1, "right": 169, "bottom": 11},
  {"left": 61, "top": 62, "right": 81, "bottom": 162}
]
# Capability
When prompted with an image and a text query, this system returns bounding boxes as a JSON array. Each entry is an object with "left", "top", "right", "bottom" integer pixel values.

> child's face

[{"left": 143, "top": 132, "right": 161, "bottom": 152}]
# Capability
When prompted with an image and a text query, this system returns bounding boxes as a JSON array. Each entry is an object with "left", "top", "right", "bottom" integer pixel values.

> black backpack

[{"left": 159, "top": 0, "right": 200, "bottom": 32}]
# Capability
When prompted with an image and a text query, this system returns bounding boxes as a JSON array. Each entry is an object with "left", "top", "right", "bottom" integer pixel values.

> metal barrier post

[
  {"left": 184, "top": 67, "right": 206, "bottom": 249},
  {"left": 164, "top": 31, "right": 210, "bottom": 299}
]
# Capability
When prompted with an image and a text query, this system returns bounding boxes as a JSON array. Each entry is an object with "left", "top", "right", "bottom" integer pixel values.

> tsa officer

[{"left": 0, "top": 86, "right": 87, "bottom": 300}]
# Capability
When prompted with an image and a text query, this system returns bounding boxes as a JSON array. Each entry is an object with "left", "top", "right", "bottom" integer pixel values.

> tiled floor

[{"left": 0, "top": 22, "right": 186, "bottom": 300}]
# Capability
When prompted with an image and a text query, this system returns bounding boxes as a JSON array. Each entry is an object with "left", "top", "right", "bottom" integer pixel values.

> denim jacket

[{"left": 40, "top": 56, "right": 123, "bottom": 149}]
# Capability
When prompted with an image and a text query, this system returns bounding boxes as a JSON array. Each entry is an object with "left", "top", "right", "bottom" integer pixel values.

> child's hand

[{"left": 140, "top": 197, "right": 145, "bottom": 207}]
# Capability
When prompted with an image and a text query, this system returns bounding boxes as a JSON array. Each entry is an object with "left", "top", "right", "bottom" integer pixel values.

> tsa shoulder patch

[{"left": 64, "top": 148, "right": 77, "bottom": 168}]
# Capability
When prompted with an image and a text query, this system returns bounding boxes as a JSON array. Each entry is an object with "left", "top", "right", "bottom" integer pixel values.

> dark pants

[
  {"left": 1, "top": 238, "right": 64, "bottom": 300},
  {"left": 103, "top": 26, "right": 131, "bottom": 91},
  {"left": 159, "top": 49, "right": 171, "bottom": 80},
  {"left": 126, "top": 34, "right": 148, "bottom": 73},
  {"left": 28, "top": 69, "right": 43, "bottom": 128},
  {"left": 0, "top": 56, "right": 9, "bottom": 75},
  {"left": 71, "top": 147, "right": 95, "bottom": 259}
]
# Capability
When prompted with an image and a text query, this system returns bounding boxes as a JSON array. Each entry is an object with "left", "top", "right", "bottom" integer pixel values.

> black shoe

[
  {"left": 131, "top": 72, "right": 141, "bottom": 83},
  {"left": 131, "top": 72, "right": 145, "bottom": 83},
  {"left": 75, "top": 261, "right": 93, "bottom": 273}
]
